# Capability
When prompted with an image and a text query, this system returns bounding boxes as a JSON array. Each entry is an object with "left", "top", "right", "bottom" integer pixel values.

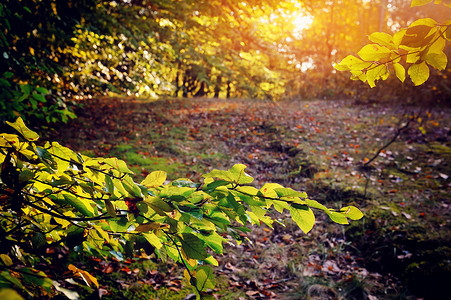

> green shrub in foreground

[{"left": 0, "top": 117, "right": 362, "bottom": 299}]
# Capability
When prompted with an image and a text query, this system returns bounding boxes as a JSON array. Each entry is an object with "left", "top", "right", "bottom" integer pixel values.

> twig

[{"left": 363, "top": 116, "right": 415, "bottom": 167}]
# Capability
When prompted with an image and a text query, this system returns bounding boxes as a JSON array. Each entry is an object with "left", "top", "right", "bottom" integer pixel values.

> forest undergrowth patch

[{"left": 51, "top": 97, "right": 450, "bottom": 299}]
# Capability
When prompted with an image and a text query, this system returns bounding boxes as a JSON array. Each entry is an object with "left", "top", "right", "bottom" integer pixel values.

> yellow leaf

[
  {"left": 408, "top": 61, "right": 430, "bottom": 85},
  {"left": 406, "top": 51, "right": 420, "bottom": 64},
  {"left": 411, "top": 0, "right": 434, "bottom": 6},
  {"left": 68, "top": 264, "right": 99, "bottom": 288},
  {"left": 393, "top": 63, "right": 406, "bottom": 82},
  {"left": 408, "top": 18, "right": 437, "bottom": 28},
  {"left": 289, "top": 205, "right": 315, "bottom": 234},
  {"left": 425, "top": 51, "right": 447, "bottom": 70},
  {"left": 0, "top": 289, "right": 24, "bottom": 300},
  {"left": 427, "top": 36, "right": 446, "bottom": 54},
  {"left": 334, "top": 55, "right": 371, "bottom": 71},
  {"left": 53, "top": 217, "right": 71, "bottom": 228},
  {"left": 140, "top": 171, "right": 167, "bottom": 188},
  {"left": 368, "top": 32, "right": 394, "bottom": 49},
  {"left": 0, "top": 254, "right": 13, "bottom": 266},
  {"left": 6, "top": 117, "right": 39, "bottom": 141},
  {"left": 143, "top": 232, "right": 163, "bottom": 249},
  {"left": 366, "top": 64, "right": 388, "bottom": 88},
  {"left": 29, "top": 47, "right": 35, "bottom": 56},
  {"left": 393, "top": 28, "right": 407, "bottom": 47},
  {"left": 358, "top": 44, "right": 392, "bottom": 61}
]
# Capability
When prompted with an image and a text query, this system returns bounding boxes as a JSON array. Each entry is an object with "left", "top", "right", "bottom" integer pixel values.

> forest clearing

[{"left": 46, "top": 97, "right": 450, "bottom": 299}]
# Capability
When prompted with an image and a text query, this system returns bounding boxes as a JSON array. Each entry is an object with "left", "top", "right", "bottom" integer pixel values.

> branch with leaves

[
  {"left": 334, "top": 1, "right": 451, "bottom": 87},
  {"left": 0, "top": 117, "right": 363, "bottom": 299}
]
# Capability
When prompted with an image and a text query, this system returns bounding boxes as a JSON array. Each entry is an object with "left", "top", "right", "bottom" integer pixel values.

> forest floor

[{"left": 51, "top": 97, "right": 451, "bottom": 300}]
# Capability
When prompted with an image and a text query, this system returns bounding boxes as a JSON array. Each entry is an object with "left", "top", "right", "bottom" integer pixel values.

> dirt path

[{"left": 52, "top": 97, "right": 451, "bottom": 299}]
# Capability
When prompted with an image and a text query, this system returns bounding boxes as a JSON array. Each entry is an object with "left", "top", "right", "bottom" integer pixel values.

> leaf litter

[{"left": 51, "top": 97, "right": 451, "bottom": 299}]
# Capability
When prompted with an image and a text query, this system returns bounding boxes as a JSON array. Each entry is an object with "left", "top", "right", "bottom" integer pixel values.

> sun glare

[{"left": 292, "top": 14, "right": 314, "bottom": 38}]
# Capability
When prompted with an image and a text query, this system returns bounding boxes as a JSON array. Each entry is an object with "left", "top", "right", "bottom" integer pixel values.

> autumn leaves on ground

[{"left": 51, "top": 97, "right": 451, "bottom": 299}]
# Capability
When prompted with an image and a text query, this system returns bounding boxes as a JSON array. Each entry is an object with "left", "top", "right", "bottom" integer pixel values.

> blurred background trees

[{"left": 1, "top": 0, "right": 450, "bottom": 126}]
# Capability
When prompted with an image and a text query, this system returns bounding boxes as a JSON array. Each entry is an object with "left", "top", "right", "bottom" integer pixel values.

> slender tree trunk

[
  {"left": 226, "top": 79, "right": 231, "bottom": 99},
  {"left": 174, "top": 70, "right": 180, "bottom": 97},
  {"left": 195, "top": 81, "right": 207, "bottom": 97},
  {"left": 182, "top": 73, "right": 188, "bottom": 98},
  {"left": 214, "top": 75, "right": 222, "bottom": 98},
  {"left": 379, "top": 0, "right": 387, "bottom": 32}
]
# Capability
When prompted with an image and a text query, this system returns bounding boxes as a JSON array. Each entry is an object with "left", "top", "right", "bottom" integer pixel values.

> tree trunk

[
  {"left": 214, "top": 75, "right": 222, "bottom": 98},
  {"left": 379, "top": 0, "right": 387, "bottom": 32}
]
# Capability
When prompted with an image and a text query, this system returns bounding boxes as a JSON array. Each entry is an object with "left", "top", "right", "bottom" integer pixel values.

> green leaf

[
  {"left": 204, "top": 180, "right": 230, "bottom": 191},
  {"left": 160, "top": 186, "right": 193, "bottom": 201},
  {"left": 3, "top": 72, "right": 13, "bottom": 79},
  {"left": 105, "top": 175, "right": 114, "bottom": 194},
  {"left": 31, "top": 232, "right": 47, "bottom": 250},
  {"left": 195, "top": 266, "right": 215, "bottom": 291},
  {"left": 172, "top": 179, "right": 201, "bottom": 188},
  {"left": 20, "top": 268, "right": 52, "bottom": 292},
  {"left": 179, "top": 205, "right": 203, "bottom": 220},
  {"left": 35, "top": 87, "right": 48, "bottom": 94},
  {"left": 63, "top": 194, "right": 94, "bottom": 217},
  {"left": 306, "top": 199, "right": 330, "bottom": 213},
  {"left": 35, "top": 146, "right": 54, "bottom": 165},
  {"left": 105, "top": 199, "right": 116, "bottom": 217},
  {"left": 141, "top": 171, "right": 167, "bottom": 188},
  {"left": 288, "top": 205, "right": 315, "bottom": 234},
  {"left": 0, "top": 270, "right": 26, "bottom": 291},
  {"left": 198, "top": 231, "right": 225, "bottom": 254},
  {"left": 204, "top": 256, "right": 219, "bottom": 266},
  {"left": 122, "top": 176, "right": 142, "bottom": 197},
  {"left": 339, "top": 206, "right": 364, "bottom": 220},
  {"left": 181, "top": 233, "right": 208, "bottom": 260},
  {"left": 109, "top": 217, "right": 129, "bottom": 233},
  {"left": 19, "top": 169, "right": 34, "bottom": 183},
  {"left": 146, "top": 197, "right": 173, "bottom": 215},
  {"left": 32, "top": 93, "right": 47, "bottom": 103},
  {"left": 6, "top": 117, "right": 39, "bottom": 141},
  {"left": 274, "top": 187, "right": 307, "bottom": 198},
  {"left": 408, "top": 61, "right": 430, "bottom": 85},
  {"left": 393, "top": 63, "right": 406, "bottom": 82},
  {"left": 205, "top": 209, "right": 231, "bottom": 226}
]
